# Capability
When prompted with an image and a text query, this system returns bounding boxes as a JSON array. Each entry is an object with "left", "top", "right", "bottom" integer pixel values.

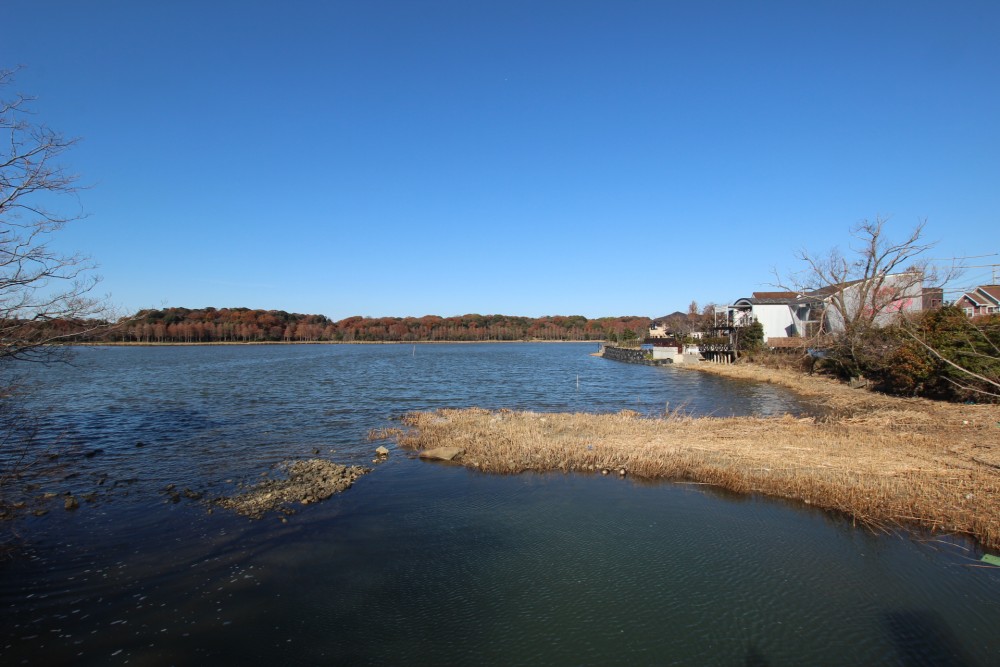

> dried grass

[
  {"left": 395, "top": 366, "right": 1000, "bottom": 549},
  {"left": 367, "top": 427, "right": 404, "bottom": 441}
]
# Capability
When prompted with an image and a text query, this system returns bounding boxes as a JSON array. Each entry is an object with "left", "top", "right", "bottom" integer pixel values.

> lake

[{"left": 1, "top": 344, "right": 998, "bottom": 665}]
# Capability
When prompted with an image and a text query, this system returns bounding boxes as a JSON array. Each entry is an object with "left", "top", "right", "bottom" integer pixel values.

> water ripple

[{"left": 3, "top": 346, "right": 997, "bottom": 665}]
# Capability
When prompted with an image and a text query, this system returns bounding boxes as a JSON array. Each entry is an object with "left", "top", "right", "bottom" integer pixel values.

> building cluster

[{"left": 648, "top": 274, "right": 998, "bottom": 361}]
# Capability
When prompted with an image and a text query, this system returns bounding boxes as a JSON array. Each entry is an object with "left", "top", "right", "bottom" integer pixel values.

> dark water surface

[{"left": 2, "top": 344, "right": 998, "bottom": 665}]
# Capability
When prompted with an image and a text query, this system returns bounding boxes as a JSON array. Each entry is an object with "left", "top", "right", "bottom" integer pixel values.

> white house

[
  {"left": 813, "top": 271, "right": 926, "bottom": 333},
  {"left": 727, "top": 292, "right": 824, "bottom": 341},
  {"left": 726, "top": 272, "right": 930, "bottom": 343},
  {"left": 647, "top": 319, "right": 671, "bottom": 338}
]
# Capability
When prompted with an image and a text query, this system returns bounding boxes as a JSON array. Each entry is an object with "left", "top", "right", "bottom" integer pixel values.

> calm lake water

[{"left": 1, "top": 344, "right": 998, "bottom": 665}]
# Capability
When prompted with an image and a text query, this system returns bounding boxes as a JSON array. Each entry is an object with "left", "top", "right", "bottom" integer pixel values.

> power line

[{"left": 924, "top": 253, "right": 998, "bottom": 261}]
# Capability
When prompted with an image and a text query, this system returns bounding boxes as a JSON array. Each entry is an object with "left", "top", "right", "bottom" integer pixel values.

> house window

[{"left": 964, "top": 307, "right": 975, "bottom": 317}]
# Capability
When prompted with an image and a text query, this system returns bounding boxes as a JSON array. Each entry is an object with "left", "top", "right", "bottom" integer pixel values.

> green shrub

[{"left": 852, "top": 307, "right": 999, "bottom": 401}]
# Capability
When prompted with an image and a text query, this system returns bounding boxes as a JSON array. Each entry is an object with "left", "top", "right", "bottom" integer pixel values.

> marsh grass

[
  {"left": 367, "top": 427, "right": 404, "bottom": 441},
  {"left": 396, "top": 366, "right": 1000, "bottom": 549}
]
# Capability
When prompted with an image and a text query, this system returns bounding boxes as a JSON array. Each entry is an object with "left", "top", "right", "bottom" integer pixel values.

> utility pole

[{"left": 961, "top": 263, "right": 1000, "bottom": 284}]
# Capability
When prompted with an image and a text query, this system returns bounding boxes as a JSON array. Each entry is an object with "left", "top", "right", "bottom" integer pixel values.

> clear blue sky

[{"left": 5, "top": 1, "right": 998, "bottom": 319}]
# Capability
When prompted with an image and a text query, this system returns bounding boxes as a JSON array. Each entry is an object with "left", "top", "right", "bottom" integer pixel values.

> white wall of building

[
  {"left": 751, "top": 304, "right": 797, "bottom": 340},
  {"left": 824, "top": 274, "right": 924, "bottom": 333}
]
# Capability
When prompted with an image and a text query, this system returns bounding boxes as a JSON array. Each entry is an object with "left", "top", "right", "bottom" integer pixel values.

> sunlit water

[{"left": 1, "top": 344, "right": 998, "bottom": 665}]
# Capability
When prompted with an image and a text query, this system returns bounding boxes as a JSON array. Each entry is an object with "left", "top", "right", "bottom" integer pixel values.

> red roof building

[{"left": 956, "top": 285, "right": 1000, "bottom": 316}]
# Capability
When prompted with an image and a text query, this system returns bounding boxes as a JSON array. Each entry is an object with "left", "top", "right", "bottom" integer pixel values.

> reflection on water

[{"left": 1, "top": 345, "right": 998, "bottom": 665}]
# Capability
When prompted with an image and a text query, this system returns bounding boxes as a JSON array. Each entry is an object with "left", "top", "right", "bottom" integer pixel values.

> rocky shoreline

[{"left": 213, "top": 459, "right": 371, "bottom": 519}]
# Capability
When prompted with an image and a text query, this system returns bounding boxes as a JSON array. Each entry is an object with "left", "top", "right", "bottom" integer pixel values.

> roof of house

[
  {"left": 806, "top": 271, "right": 925, "bottom": 299},
  {"left": 958, "top": 286, "right": 1000, "bottom": 307},
  {"left": 730, "top": 272, "right": 926, "bottom": 309},
  {"left": 958, "top": 292, "right": 984, "bottom": 306},
  {"left": 751, "top": 291, "right": 803, "bottom": 301},
  {"left": 733, "top": 292, "right": 821, "bottom": 306},
  {"left": 807, "top": 281, "right": 865, "bottom": 299},
  {"left": 978, "top": 285, "right": 1000, "bottom": 304}
]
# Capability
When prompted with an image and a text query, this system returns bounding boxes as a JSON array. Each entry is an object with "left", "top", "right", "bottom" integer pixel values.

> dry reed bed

[{"left": 395, "top": 367, "right": 1000, "bottom": 549}]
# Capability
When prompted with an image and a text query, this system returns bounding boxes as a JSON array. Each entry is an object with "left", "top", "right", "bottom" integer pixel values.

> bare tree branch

[{"left": 0, "top": 67, "right": 107, "bottom": 363}]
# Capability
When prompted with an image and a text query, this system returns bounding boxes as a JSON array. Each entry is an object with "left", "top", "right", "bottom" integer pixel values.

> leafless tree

[
  {"left": 784, "top": 218, "right": 941, "bottom": 330},
  {"left": 773, "top": 218, "right": 958, "bottom": 372},
  {"left": 770, "top": 217, "right": 996, "bottom": 392},
  {"left": 1, "top": 68, "right": 113, "bottom": 529},
  {"left": 1, "top": 67, "right": 107, "bottom": 363}
]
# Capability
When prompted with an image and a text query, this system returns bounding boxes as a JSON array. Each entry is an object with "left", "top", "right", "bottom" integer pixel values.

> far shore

[
  {"left": 393, "top": 362, "right": 1000, "bottom": 551},
  {"left": 71, "top": 339, "right": 605, "bottom": 346}
]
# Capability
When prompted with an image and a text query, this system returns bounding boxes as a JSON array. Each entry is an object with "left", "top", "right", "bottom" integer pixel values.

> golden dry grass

[
  {"left": 395, "top": 365, "right": 1000, "bottom": 549},
  {"left": 367, "top": 427, "right": 404, "bottom": 441}
]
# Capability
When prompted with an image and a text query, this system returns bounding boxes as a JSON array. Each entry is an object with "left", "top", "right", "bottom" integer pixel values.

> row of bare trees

[{"left": 109, "top": 310, "right": 649, "bottom": 343}]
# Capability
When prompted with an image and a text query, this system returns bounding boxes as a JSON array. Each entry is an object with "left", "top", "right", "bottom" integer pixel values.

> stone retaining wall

[{"left": 601, "top": 345, "right": 669, "bottom": 366}]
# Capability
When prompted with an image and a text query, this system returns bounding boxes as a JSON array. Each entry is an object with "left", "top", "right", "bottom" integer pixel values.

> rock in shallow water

[{"left": 418, "top": 447, "right": 464, "bottom": 462}]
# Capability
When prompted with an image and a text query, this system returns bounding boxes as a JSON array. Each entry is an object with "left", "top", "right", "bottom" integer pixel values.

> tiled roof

[
  {"left": 958, "top": 292, "right": 986, "bottom": 306},
  {"left": 734, "top": 292, "right": 823, "bottom": 306},
  {"left": 806, "top": 272, "right": 923, "bottom": 299},
  {"left": 959, "top": 286, "right": 1000, "bottom": 306},
  {"left": 754, "top": 298, "right": 804, "bottom": 305},
  {"left": 751, "top": 291, "right": 800, "bottom": 300},
  {"left": 732, "top": 273, "right": 925, "bottom": 309},
  {"left": 978, "top": 285, "right": 1000, "bottom": 304},
  {"left": 807, "top": 279, "right": 865, "bottom": 298}
]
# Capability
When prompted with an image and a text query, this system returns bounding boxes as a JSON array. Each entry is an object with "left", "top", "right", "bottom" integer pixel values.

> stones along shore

[{"left": 214, "top": 459, "right": 370, "bottom": 519}]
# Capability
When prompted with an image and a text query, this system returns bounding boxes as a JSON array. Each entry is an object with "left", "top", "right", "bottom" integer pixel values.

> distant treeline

[{"left": 69, "top": 308, "right": 651, "bottom": 343}]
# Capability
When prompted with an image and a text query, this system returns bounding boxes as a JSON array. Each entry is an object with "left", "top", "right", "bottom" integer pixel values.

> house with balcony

[{"left": 727, "top": 292, "right": 825, "bottom": 342}]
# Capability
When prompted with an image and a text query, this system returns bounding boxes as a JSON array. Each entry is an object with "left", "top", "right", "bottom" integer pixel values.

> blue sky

[{"left": 4, "top": 1, "right": 998, "bottom": 319}]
